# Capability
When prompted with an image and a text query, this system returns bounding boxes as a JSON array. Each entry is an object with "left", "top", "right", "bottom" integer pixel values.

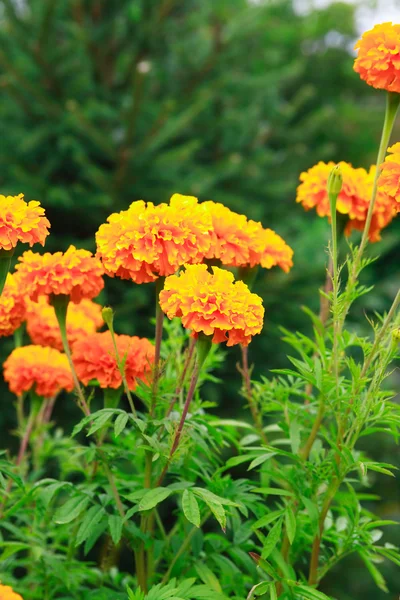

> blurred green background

[{"left": 0, "top": 0, "right": 399, "bottom": 598}]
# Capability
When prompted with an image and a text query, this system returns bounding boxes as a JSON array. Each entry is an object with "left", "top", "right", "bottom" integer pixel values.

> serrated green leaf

[
  {"left": 182, "top": 490, "right": 200, "bottom": 528},
  {"left": 138, "top": 487, "right": 172, "bottom": 511},
  {"left": 285, "top": 505, "right": 296, "bottom": 545},
  {"left": 292, "top": 584, "right": 332, "bottom": 599},
  {"left": 195, "top": 563, "right": 222, "bottom": 592},
  {"left": 54, "top": 495, "right": 90, "bottom": 525},
  {"left": 75, "top": 505, "right": 105, "bottom": 546},
  {"left": 108, "top": 515, "right": 124, "bottom": 544},
  {"left": 114, "top": 413, "right": 129, "bottom": 437},
  {"left": 261, "top": 518, "right": 283, "bottom": 560},
  {"left": 252, "top": 487, "right": 293, "bottom": 497},
  {"left": 253, "top": 509, "right": 284, "bottom": 530}
]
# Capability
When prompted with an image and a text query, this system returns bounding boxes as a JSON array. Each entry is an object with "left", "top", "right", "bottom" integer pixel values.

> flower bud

[
  {"left": 102, "top": 306, "right": 114, "bottom": 329},
  {"left": 392, "top": 327, "right": 400, "bottom": 343},
  {"left": 327, "top": 164, "right": 343, "bottom": 197}
]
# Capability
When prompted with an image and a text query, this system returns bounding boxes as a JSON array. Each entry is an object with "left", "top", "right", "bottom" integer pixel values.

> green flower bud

[
  {"left": 392, "top": 327, "right": 400, "bottom": 342},
  {"left": 327, "top": 164, "right": 343, "bottom": 197},
  {"left": 102, "top": 306, "right": 114, "bottom": 329}
]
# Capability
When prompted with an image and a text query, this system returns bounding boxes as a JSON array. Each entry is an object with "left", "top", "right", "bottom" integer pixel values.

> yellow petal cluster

[{"left": 0, "top": 193, "right": 50, "bottom": 252}]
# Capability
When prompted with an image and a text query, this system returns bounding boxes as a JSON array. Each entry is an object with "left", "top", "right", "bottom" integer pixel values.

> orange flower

[
  {"left": 72, "top": 331, "right": 155, "bottom": 390},
  {"left": 0, "top": 584, "right": 23, "bottom": 600},
  {"left": 3, "top": 345, "right": 74, "bottom": 398},
  {"left": 203, "top": 201, "right": 293, "bottom": 272},
  {"left": 354, "top": 23, "right": 400, "bottom": 93},
  {"left": 378, "top": 142, "right": 400, "bottom": 212},
  {"left": 159, "top": 264, "right": 264, "bottom": 346},
  {"left": 95, "top": 194, "right": 213, "bottom": 283},
  {"left": 15, "top": 245, "right": 104, "bottom": 303},
  {"left": 296, "top": 161, "right": 395, "bottom": 241},
  {"left": 0, "top": 193, "right": 50, "bottom": 252},
  {"left": 26, "top": 297, "right": 103, "bottom": 350},
  {"left": 0, "top": 274, "right": 26, "bottom": 337}
]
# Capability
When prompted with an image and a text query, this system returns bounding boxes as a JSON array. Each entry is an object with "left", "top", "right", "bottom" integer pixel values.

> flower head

[
  {"left": 0, "top": 584, "right": 23, "bottom": 600},
  {"left": 15, "top": 245, "right": 104, "bottom": 303},
  {"left": 4, "top": 346, "right": 74, "bottom": 398},
  {"left": 296, "top": 161, "right": 395, "bottom": 241},
  {"left": 72, "top": 331, "right": 155, "bottom": 390},
  {"left": 378, "top": 142, "right": 400, "bottom": 211},
  {"left": 354, "top": 23, "right": 400, "bottom": 93},
  {"left": 0, "top": 274, "right": 26, "bottom": 338},
  {"left": 26, "top": 297, "right": 103, "bottom": 350},
  {"left": 159, "top": 264, "right": 264, "bottom": 346},
  {"left": 203, "top": 201, "right": 293, "bottom": 272},
  {"left": 96, "top": 194, "right": 213, "bottom": 283},
  {"left": 0, "top": 193, "right": 50, "bottom": 252}
]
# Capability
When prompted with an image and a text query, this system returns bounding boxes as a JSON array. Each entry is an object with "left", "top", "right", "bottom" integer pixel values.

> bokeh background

[{"left": 0, "top": 1, "right": 399, "bottom": 598}]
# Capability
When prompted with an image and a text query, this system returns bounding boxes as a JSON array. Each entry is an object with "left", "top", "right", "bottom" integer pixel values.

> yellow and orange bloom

[
  {"left": 0, "top": 274, "right": 26, "bottom": 338},
  {"left": 15, "top": 245, "right": 104, "bottom": 303},
  {"left": 159, "top": 264, "right": 264, "bottom": 347},
  {"left": 354, "top": 23, "right": 400, "bottom": 93},
  {"left": 0, "top": 584, "right": 23, "bottom": 600},
  {"left": 3, "top": 345, "right": 74, "bottom": 398},
  {"left": 95, "top": 194, "right": 213, "bottom": 284},
  {"left": 0, "top": 193, "right": 50, "bottom": 252},
  {"left": 72, "top": 331, "right": 155, "bottom": 390},
  {"left": 26, "top": 297, "right": 103, "bottom": 350},
  {"left": 378, "top": 142, "right": 400, "bottom": 212},
  {"left": 296, "top": 161, "right": 396, "bottom": 241},
  {"left": 203, "top": 201, "right": 293, "bottom": 272}
]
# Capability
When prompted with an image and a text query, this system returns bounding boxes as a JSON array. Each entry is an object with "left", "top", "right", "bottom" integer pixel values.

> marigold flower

[
  {"left": 354, "top": 23, "right": 400, "bottom": 93},
  {"left": 296, "top": 161, "right": 395, "bottom": 242},
  {"left": 26, "top": 297, "right": 103, "bottom": 350},
  {"left": 72, "top": 331, "right": 155, "bottom": 390},
  {"left": 3, "top": 345, "right": 74, "bottom": 398},
  {"left": 0, "top": 274, "right": 26, "bottom": 338},
  {"left": 15, "top": 245, "right": 104, "bottom": 303},
  {"left": 203, "top": 201, "right": 293, "bottom": 272},
  {"left": 378, "top": 142, "right": 400, "bottom": 211},
  {"left": 95, "top": 194, "right": 213, "bottom": 283},
  {"left": 0, "top": 584, "right": 23, "bottom": 600},
  {"left": 159, "top": 264, "right": 264, "bottom": 346},
  {"left": 0, "top": 193, "right": 50, "bottom": 252}
]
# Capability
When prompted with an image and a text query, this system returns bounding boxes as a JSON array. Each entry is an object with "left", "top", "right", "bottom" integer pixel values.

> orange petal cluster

[
  {"left": 203, "top": 201, "right": 293, "bottom": 272},
  {"left": 26, "top": 297, "right": 103, "bottom": 350},
  {"left": 0, "top": 584, "right": 23, "bottom": 600},
  {"left": 296, "top": 161, "right": 395, "bottom": 242},
  {"left": 378, "top": 142, "right": 400, "bottom": 212},
  {"left": 0, "top": 274, "right": 26, "bottom": 338},
  {"left": 159, "top": 264, "right": 264, "bottom": 346},
  {"left": 15, "top": 245, "right": 104, "bottom": 303},
  {"left": 3, "top": 345, "right": 74, "bottom": 398},
  {"left": 96, "top": 194, "right": 213, "bottom": 283},
  {"left": 354, "top": 23, "right": 400, "bottom": 93},
  {"left": 72, "top": 331, "right": 155, "bottom": 390},
  {"left": 0, "top": 193, "right": 50, "bottom": 252}
]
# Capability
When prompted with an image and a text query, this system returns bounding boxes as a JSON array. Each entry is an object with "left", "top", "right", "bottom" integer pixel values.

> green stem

[
  {"left": 107, "top": 318, "right": 137, "bottom": 417},
  {"left": 51, "top": 294, "right": 90, "bottom": 416},
  {"left": 150, "top": 277, "right": 165, "bottom": 416},
  {"left": 299, "top": 399, "right": 325, "bottom": 461}
]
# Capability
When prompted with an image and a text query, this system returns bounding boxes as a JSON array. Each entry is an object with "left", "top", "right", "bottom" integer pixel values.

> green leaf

[
  {"left": 261, "top": 518, "right": 283, "bottom": 560},
  {"left": 292, "top": 584, "right": 332, "bottom": 599},
  {"left": 285, "top": 505, "right": 296, "bottom": 545},
  {"left": 138, "top": 487, "right": 172, "bottom": 511},
  {"left": 195, "top": 563, "right": 222, "bottom": 592},
  {"left": 36, "top": 481, "right": 73, "bottom": 508},
  {"left": 270, "top": 584, "right": 278, "bottom": 600},
  {"left": 207, "top": 500, "right": 227, "bottom": 532},
  {"left": 252, "top": 487, "right": 293, "bottom": 497},
  {"left": 114, "top": 413, "right": 129, "bottom": 437},
  {"left": 192, "top": 487, "right": 238, "bottom": 507},
  {"left": 108, "top": 515, "right": 124, "bottom": 545},
  {"left": 87, "top": 411, "right": 114, "bottom": 436},
  {"left": 253, "top": 510, "right": 284, "bottom": 530},
  {"left": 248, "top": 453, "right": 276, "bottom": 471},
  {"left": 358, "top": 551, "right": 388, "bottom": 592},
  {"left": 54, "top": 495, "right": 90, "bottom": 525},
  {"left": 301, "top": 496, "right": 319, "bottom": 532},
  {"left": 76, "top": 505, "right": 106, "bottom": 546},
  {"left": 182, "top": 490, "right": 201, "bottom": 528},
  {"left": 289, "top": 420, "right": 301, "bottom": 454}
]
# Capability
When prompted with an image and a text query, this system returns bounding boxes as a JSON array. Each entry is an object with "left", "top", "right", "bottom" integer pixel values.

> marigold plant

[
  {"left": 0, "top": 274, "right": 26, "bottom": 338},
  {"left": 72, "top": 331, "right": 155, "bottom": 390},
  {"left": 15, "top": 246, "right": 104, "bottom": 303},
  {"left": 0, "top": 193, "right": 49, "bottom": 252},
  {"left": 3, "top": 345, "right": 74, "bottom": 398},
  {"left": 159, "top": 263, "right": 264, "bottom": 346},
  {"left": 378, "top": 142, "right": 400, "bottom": 211},
  {"left": 96, "top": 194, "right": 213, "bottom": 283},
  {"left": 354, "top": 22, "right": 400, "bottom": 93},
  {"left": 0, "top": 584, "right": 23, "bottom": 600},
  {"left": 26, "top": 297, "right": 103, "bottom": 350}
]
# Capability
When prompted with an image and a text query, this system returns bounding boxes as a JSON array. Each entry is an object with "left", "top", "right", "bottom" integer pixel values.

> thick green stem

[
  {"left": 51, "top": 294, "right": 90, "bottom": 416},
  {"left": 150, "top": 277, "right": 165, "bottom": 416}
]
